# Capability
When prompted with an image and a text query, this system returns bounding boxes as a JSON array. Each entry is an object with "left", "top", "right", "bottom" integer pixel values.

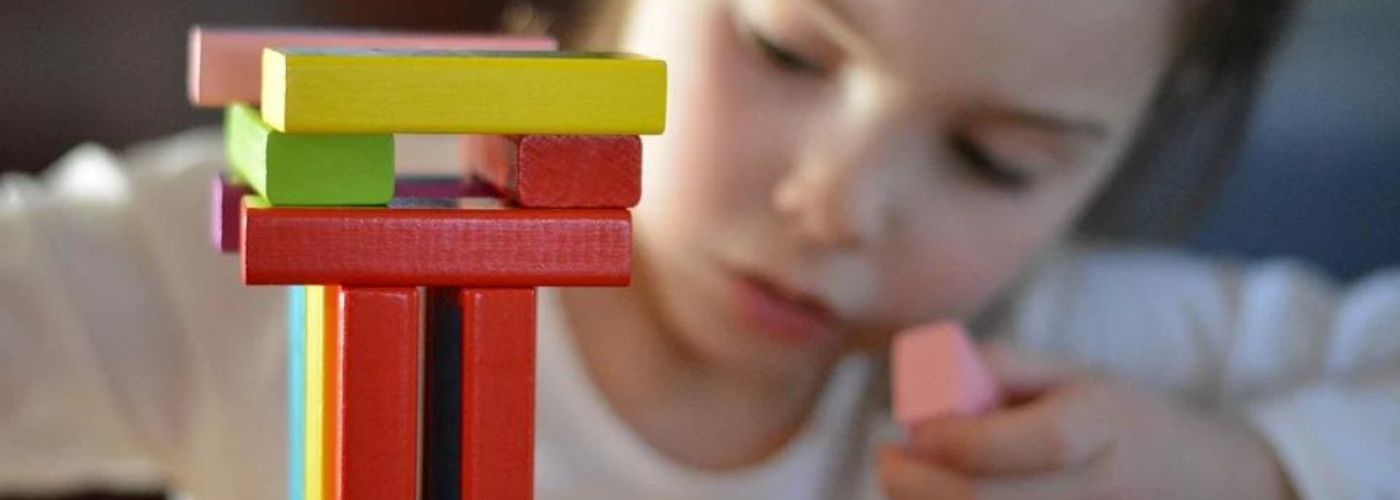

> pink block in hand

[
  {"left": 892, "top": 323, "right": 1000, "bottom": 431},
  {"left": 187, "top": 28, "right": 557, "bottom": 107}
]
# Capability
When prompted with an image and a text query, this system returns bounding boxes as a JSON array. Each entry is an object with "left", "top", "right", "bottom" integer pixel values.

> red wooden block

[
  {"left": 212, "top": 172, "right": 252, "bottom": 253},
  {"left": 241, "top": 201, "right": 631, "bottom": 287},
  {"left": 217, "top": 175, "right": 472, "bottom": 256},
  {"left": 335, "top": 287, "right": 421, "bottom": 500},
  {"left": 464, "top": 135, "right": 642, "bottom": 208},
  {"left": 459, "top": 288, "right": 536, "bottom": 500}
]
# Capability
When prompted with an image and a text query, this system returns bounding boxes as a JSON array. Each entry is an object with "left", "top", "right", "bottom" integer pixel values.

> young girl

[{"left": 2, "top": 0, "right": 1397, "bottom": 499}]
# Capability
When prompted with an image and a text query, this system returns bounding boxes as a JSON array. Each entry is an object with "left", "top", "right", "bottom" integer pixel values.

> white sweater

[{"left": 1, "top": 131, "right": 1397, "bottom": 500}]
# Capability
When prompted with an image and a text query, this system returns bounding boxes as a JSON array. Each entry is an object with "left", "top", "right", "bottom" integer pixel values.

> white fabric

[{"left": 0, "top": 133, "right": 1397, "bottom": 499}]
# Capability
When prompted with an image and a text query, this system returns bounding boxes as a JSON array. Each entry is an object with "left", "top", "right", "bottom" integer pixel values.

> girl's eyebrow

[{"left": 801, "top": 0, "right": 880, "bottom": 61}]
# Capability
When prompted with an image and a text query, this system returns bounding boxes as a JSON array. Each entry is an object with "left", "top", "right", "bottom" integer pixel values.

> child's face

[{"left": 620, "top": 0, "right": 1178, "bottom": 373}]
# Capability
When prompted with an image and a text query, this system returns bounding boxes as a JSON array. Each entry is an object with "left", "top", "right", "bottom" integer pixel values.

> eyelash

[
  {"left": 948, "top": 134, "right": 1031, "bottom": 191},
  {"left": 739, "top": 16, "right": 1031, "bottom": 192},
  {"left": 744, "top": 24, "right": 829, "bottom": 76}
]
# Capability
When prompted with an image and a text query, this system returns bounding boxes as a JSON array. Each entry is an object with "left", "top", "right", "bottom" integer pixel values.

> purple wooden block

[
  {"left": 394, "top": 175, "right": 471, "bottom": 198},
  {"left": 212, "top": 172, "right": 252, "bottom": 253}
]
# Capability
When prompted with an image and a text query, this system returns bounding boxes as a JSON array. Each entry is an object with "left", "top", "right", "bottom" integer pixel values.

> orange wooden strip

[{"left": 321, "top": 286, "right": 341, "bottom": 500}]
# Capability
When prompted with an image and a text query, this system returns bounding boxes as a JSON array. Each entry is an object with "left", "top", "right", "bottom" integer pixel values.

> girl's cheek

[{"left": 645, "top": 2, "right": 804, "bottom": 230}]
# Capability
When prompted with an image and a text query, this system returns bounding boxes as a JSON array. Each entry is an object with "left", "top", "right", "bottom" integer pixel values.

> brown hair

[
  {"left": 537, "top": 0, "right": 1298, "bottom": 242},
  {"left": 1080, "top": 0, "right": 1298, "bottom": 242}
]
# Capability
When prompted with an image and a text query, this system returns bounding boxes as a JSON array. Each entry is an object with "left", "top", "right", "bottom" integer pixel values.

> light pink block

[
  {"left": 892, "top": 323, "right": 1001, "bottom": 432},
  {"left": 188, "top": 27, "right": 558, "bottom": 107}
]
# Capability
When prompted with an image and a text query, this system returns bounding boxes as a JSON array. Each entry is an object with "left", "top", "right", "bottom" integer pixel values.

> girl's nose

[
  {"left": 771, "top": 133, "right": 893, "bottom": 250},
  {"left": 773, "top": 158, "right": 860, "bottom": 248},
  {"left": 772, "top": 71, "right": 908, "bottom": 251}
]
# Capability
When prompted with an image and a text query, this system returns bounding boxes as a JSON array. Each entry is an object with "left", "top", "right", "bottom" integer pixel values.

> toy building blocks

[
  {"left": 212, "top": 172, "right": 253, "bottom": 252},
  {"left": 286, "top": 287, "right": 306, "bottom": 500},
  {"left": 335, "top": 287, "right": 421, "bottom": 500},
  {"left": 226, "top": 104, "right": 394, "bottom": 206},
  {"left": 213, "top": 174, "right": 476, "bottom": 254},
  {"left": 188, "top": 27, "right": 556, "bottom": 107},
  {"left": 192, "top": 27, "right": 667, "bottom": 500},
  {"left": 892, "top": 323, "right": 1002, "bottom": 432},
  {"left": 303, "top": 285, "right": 336, "bottom": 500},
  {"left": 393, "top": 175, "right": 475, "bottom": 199},
  {"left": 458, "top": 289, "right": 536, "bottom": 500},
  {"left": 241, "top": 196, "right": 633, "bottom": 287},
  {"left": 464, "top": 135, "right": 642, "bottom": 208},
  {"left": 261, "top": 49, "right": 668, "bottom": 135}
]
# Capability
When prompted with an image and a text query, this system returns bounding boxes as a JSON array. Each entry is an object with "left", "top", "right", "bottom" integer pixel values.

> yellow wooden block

[
  {"left": 261, "top": 48, "right": 668, "bottom": 135},
  {"left": 304, "top": 286, "right": 328, "bottom": 500}
]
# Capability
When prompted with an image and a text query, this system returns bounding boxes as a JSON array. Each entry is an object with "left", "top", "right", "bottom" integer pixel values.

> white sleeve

[
  {"left": 1242, "top": 271, "right": 1400, "bottom": 500},
  {"left": 1007, "top": 249, "right": 1400, "bottom": 500},
  {"left": 0, "top": 131, "right": 288, "bottom": 500}
]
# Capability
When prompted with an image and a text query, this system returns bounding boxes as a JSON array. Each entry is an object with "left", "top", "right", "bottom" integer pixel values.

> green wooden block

[
  {"left": 243, "top": 194, "right": 272, "bottom": 209},
  {"left": 224, "top": 103, "right": 394, "bottom": 206}
]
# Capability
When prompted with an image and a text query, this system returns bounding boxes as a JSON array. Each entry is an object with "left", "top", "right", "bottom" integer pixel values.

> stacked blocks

[
  {"left": 463, "top": 135, "right": 643, "bottom": 208},
  {"left": 260, "top": 49, "right": 666, "bottom": 134},
  {"left": 189, "top": 27, "right": 665, "bottom": 500},
  {"left": 226, "top": 103, "right": 395, "bottom": 206}
]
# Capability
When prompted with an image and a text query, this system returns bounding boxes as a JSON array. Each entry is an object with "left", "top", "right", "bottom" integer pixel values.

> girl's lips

[{"left": 728, "top": 270, "right": 840, "bottom": 347}]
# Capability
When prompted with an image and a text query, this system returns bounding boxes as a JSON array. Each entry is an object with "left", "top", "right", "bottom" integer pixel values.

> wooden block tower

[{"left": 188, "top": 27, "right": 667, "bottom": 500}]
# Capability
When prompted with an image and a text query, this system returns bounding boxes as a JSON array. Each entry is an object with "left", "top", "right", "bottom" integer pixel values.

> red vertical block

[
  {"left": 336, "top": 287, "right": 421, "bottom": 500},
  {"left": 465, "top": 135, "right": 642, "bottom": 208},
  {"left": 460, "top": 288, "right": 536, "bottom": 500}
]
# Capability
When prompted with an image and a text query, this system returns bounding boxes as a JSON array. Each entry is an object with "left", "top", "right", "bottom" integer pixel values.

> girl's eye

[
  {"left": 947, "top": 133, "right": 1032, "bottom": 191},
  {"left": 744, "top": 24, "right": 829, "bottom": 76}
]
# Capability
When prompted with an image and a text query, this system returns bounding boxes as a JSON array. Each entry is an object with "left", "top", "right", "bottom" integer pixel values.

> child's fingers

[
  {"left": 972, "top": 462, "right": 1108, "bottom": 500},
  {"left": 878, "top": 444, "right": 1109, "bottom": 500},
  {"left": 877, "top": 446, "right": 974, "bottom": 500},
  {"left": 910, "top": 378, "right": 1117, "bottom": 475},
  {"left": 978, "top": 342, "right": 1085, "bottom": 399}
]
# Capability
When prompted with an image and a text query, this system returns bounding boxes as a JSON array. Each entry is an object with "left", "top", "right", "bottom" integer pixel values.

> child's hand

[{"left": 878, "top": 345, "right": 1298, "bottom": 500}]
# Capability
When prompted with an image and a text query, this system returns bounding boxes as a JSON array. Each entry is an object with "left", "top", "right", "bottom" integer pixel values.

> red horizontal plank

[
  {"left": 464, "top": 135, "right": 641, "bottom": 208},
  {"left": 335, "top": 287, "right": 421, "bottom": 500},
  {"left": 216, "top": 174, "right": 473, "bottom": 255},
  {"left": 241, "top": 202, "right": 631, "bottom": 286}
]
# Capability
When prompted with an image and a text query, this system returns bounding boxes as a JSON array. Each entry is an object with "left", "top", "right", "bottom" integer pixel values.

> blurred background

[{"left": 0, "top": 0, "right": 1396, "bottom": 498}]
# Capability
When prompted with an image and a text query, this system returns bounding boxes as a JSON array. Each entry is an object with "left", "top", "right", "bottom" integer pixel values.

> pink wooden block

[
  {"left": 188, "top": 27, "right": 557, "bottom": 107},
  {"left": 892, "top": 323, "right": 1000, "bottom": 432},
  {"left": 212, "top": 172, "right": 252, "bottom": 253}
]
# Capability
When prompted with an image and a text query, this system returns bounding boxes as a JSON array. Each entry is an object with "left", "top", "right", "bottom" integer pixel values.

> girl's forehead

[
  {"left": 817, "top": 0, "right": 1179, "bottom": 45},
  {"left": 812, "top": 0, "right": 1181, "bottom": 124}
]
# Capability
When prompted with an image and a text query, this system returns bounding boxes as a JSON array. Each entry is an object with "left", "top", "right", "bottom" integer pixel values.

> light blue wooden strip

[{"left": 287, "top": 286, "right": 306, "bottom": 500}]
